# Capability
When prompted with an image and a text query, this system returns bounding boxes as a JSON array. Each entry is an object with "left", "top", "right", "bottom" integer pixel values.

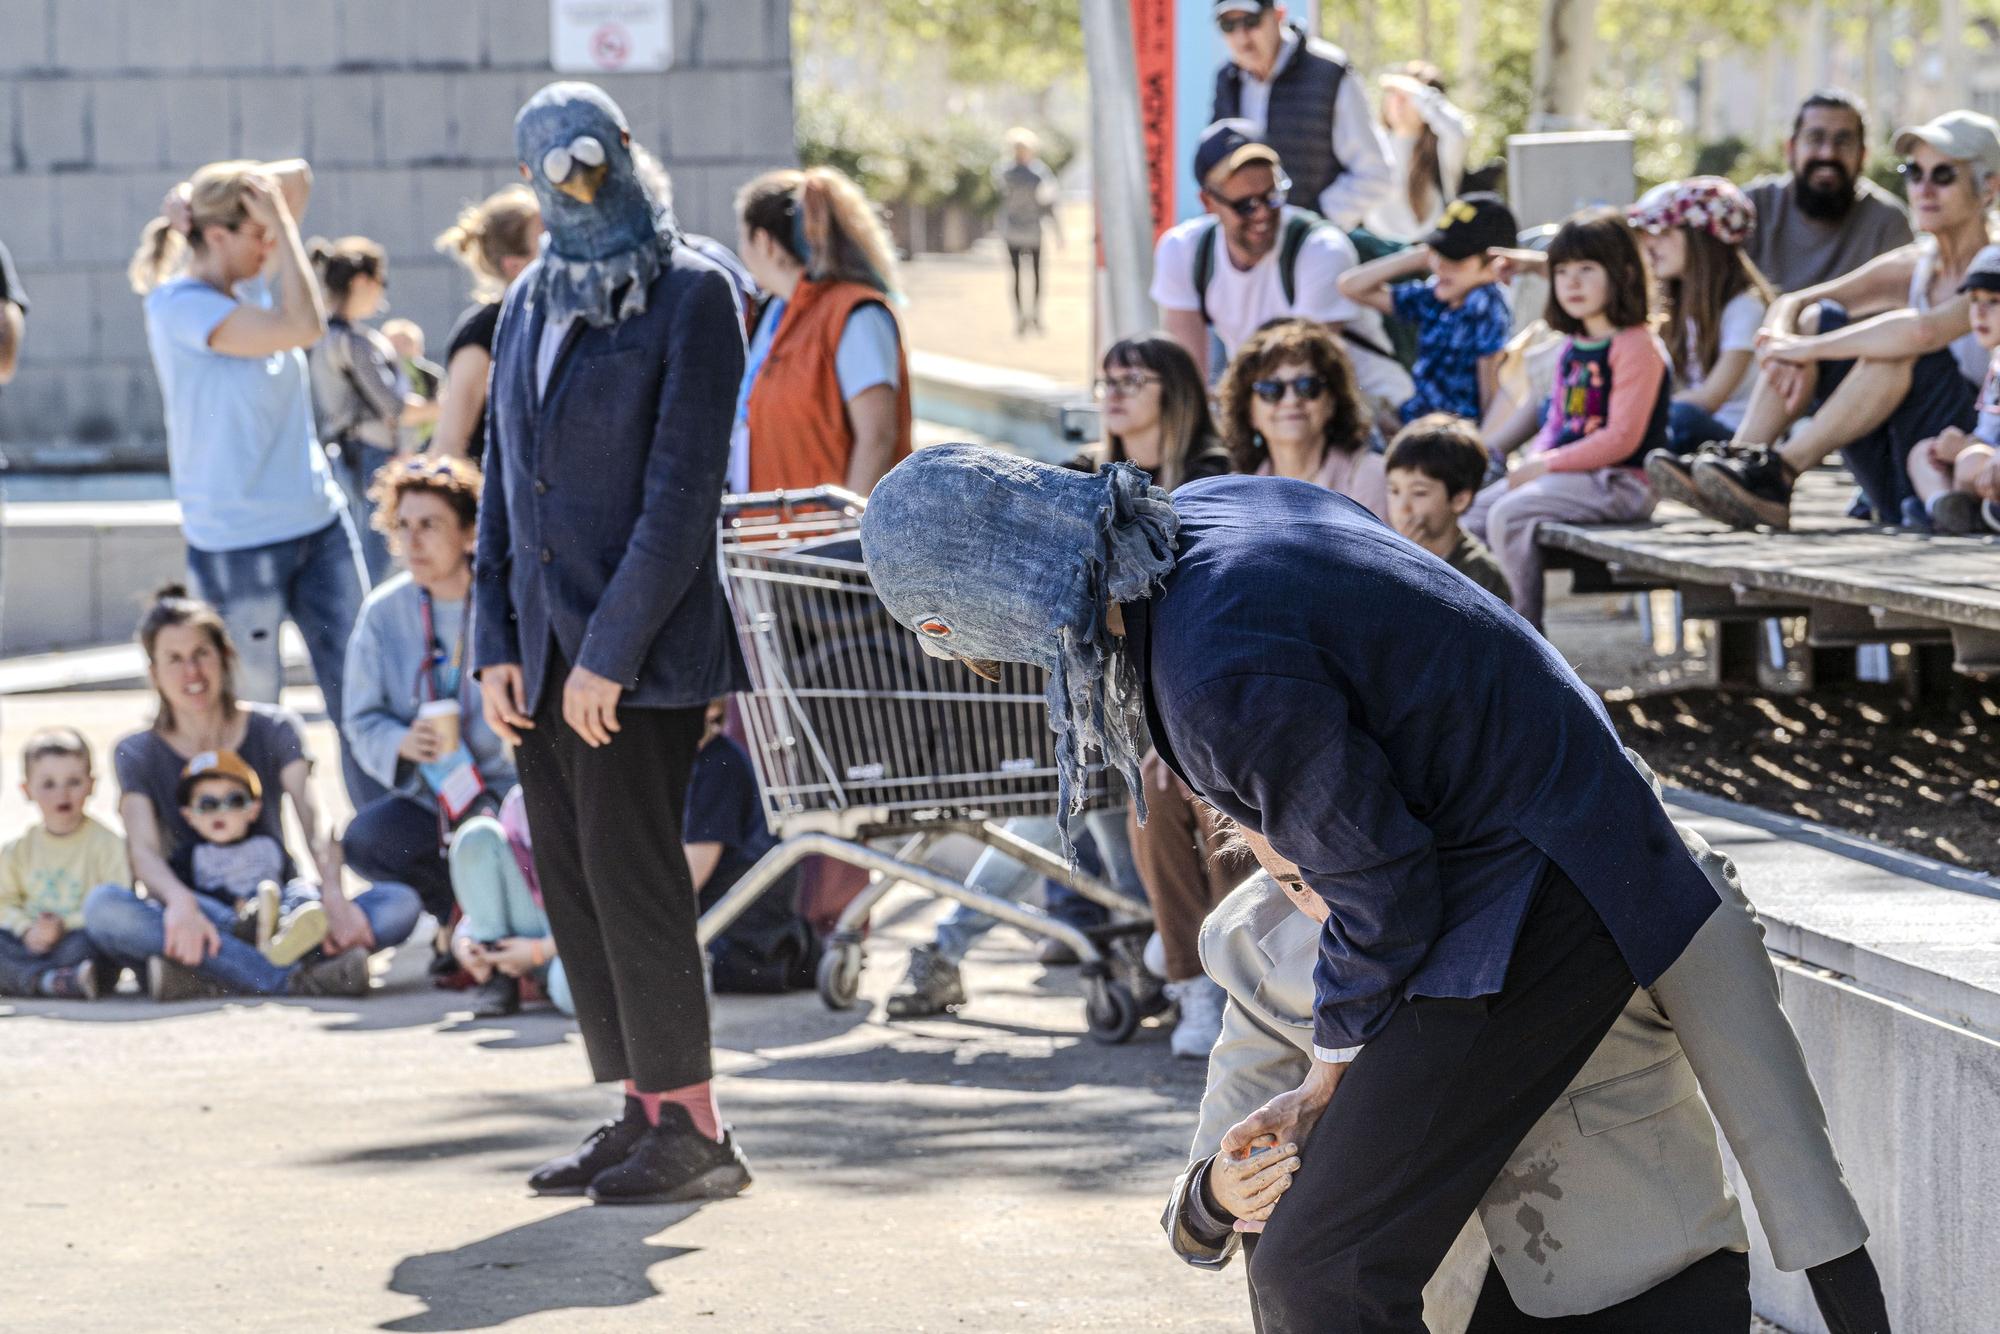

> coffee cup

[{"left": 419, "top": 699, "right": 461, "bottom": 753}]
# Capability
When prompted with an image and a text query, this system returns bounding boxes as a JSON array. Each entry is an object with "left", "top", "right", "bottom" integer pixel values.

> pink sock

[{"left": 624, "top": 1079, "right": 722, "bottom": 1140}]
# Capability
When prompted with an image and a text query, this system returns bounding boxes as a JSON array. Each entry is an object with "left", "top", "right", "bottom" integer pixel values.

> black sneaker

[
  {"left": 1929, "top": 491, "right": 1982, "bottom": 535},
  {"left": 884, "top": 944, "right": 965, "bottom": 1018},
  {"left": 147, "top": 955, "right": 227, "bottom": 1002},
  {"left": 1645, "top": 442, "right": 1747, "bottom": 512},
  {"left": 287, "top": 947, "right": 369, "bottom": 997},
  {"left": 586, "top": 1104, "right": 753, "bottom": 1205},
  {"left": 469, "top": 972, "right": 521, "bottom": 1018},
  {"left": 528, "top": 1097, "right": 651, "bottom": 1196},
  {"left": 40, "top": 959, "right": 99, "bottom": 1000},
  {"left": 1693, "top": 446, "right": 1797, "bottom": 530}
]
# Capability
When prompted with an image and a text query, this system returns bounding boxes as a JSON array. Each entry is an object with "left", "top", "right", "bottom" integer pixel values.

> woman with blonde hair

[
  {"left": 1365, "top": 62, "right": 1472, "bottom": 243},
  {"left": 733, "top": 166, "right": 911, "bottom": 495},
  {"left": 432, "top": 185, "right": 543, "bottom": 463},
  {"left": 129, "top": 157, "right": 375, "bottom": 807}
]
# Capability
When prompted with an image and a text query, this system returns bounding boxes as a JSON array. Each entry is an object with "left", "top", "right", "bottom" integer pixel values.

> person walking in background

[
  {"left": 1364, "top": 63, "right": 1471, "bottom": 244},
  {"left": 995, "top": 128, "right": 1060, "bottom": 336},
  {"left": 128, "top": 158, "right": 376, "bottom": 808},
  {"left": 307, "top": 235, "right": 414, "bottom": 586},
  {"left": 1210, "top": 1, "right": 1392, "bottom": 228},
  {"left": 734, "top": 166, "right": 911, "bottom": 496},
  {"left": 381, "top": 317, "right": 441, "bottom": 455},
  {"left": 477, "top": 82, "right": 752, "bottom": 1206},
  {"left": 432, "top": 185, "right": 543, "bottom": 464},
  {"left": 1745, "top": 91, "right": 1914, "bottom": 295}
]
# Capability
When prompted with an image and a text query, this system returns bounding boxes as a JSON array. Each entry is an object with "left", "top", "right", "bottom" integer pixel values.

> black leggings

[
  {"left": 1008, "top": 243, "right": 1042, "bottom": 318},
  {"left": 1466, "top": 1249, "right": 1750, "bottom": 1332}
]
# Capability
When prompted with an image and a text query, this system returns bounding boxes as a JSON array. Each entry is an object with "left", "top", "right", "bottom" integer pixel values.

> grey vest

[{"left": 1212, "top": 27, "right": 1348, "bottom": 212}]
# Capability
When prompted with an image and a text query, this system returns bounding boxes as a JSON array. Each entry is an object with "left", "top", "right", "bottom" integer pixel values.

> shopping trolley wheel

[
  {"left": 1083, "top": 976, "right": 1140, "bottom": 1045},
  {"left": 818, "top": 940, "right": 864, "bottom": 1011}
]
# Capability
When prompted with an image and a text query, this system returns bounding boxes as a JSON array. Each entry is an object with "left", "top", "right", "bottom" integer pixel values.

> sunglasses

[
  {"left": 1251, "top": 375, "right": 1327, "bottom": 404},
  {"left": 190, "top": 792, "right": 253, "bottom": 814},
  {"left": 1094, "top": 372, "right": 1161, "bottom": 399},
  {"left": 1217, "top": 11, "right": 1266, "bottom": 34},
  {"left": 1899, "top": 160, "right": 1961, "bottom": 189},
  {"left": 541, "top": 134, "right": 607, "bottom": 185},
  {"left": 1214, "top": 183, "right": 1287, "bottom": 219},
  {"left": 397, "top": 456, "right": 463, "bottom": 479}
]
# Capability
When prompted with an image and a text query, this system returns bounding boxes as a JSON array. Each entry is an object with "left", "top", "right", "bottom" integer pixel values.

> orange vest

[{"left": 746, "top": 278, "right": 914, "bottom": 494}]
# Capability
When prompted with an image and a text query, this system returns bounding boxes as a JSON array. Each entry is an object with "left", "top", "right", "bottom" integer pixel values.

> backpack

[{"left": 1192, "top": 215, "right": 1421, "bottom": 370}]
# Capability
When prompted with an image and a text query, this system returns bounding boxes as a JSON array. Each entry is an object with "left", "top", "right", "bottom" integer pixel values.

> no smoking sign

[{"left": 551, "top": 0, "right": 672, "bottom": 74}]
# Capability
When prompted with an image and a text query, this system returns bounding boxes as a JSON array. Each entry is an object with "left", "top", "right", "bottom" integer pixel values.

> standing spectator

[
  {"left": 0, "top": 729, "right": 123, "bottom": 1000},
  {"left": 381, "top": 317, "right": 442, "bottom": 455},
  {"left": 995, "top": 128, "right": 1061, "bottom": 336},
  {"left": 734, "top": 166, "right": 911, "bottom": 496},
  {"left": 432, "top": 185, "right": 543, "bottom": 464},
  {"left": 1153, "top": 121, "right": 1411, "bottom": 417},
  {"left": 0, "top": 235, "right": 25, "bottom": 387},
  {"left": 1217, "top": 319, "right": 1387, "bottom": 519},
  {"left": 308, "top": 235, "right": 411, "bottom": 586},
  {"left": 84, "top": 587, "right": 421, "bottom": 1001},
  {"left": 1364, "top": 63, "right": 1472, "bottom": 244},
  {"left": 340, "top": 456, "right": 515, "bottom": 946},
  {"left": 127, "top": 158, "right": 374, "bottom": 808},
  {"left": 1745, "top": 91, "right": 1914, "bottom": 294},
  {"left": 476, "top": 82, "right": 752, "bottom": 1205},
  {"left": 1209, "top": 1, "right": 1393, "bottom": 227}
]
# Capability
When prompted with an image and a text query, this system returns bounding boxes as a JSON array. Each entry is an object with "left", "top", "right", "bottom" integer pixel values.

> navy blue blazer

[
  {"left": 1128, "top": 476, "right": 1718, "bottom": 1051},
  {"left": 473, "top": 245, "right": 749, "bottom": 712}
]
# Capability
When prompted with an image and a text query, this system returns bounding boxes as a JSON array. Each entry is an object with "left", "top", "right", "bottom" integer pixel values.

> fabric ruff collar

[{"left": 859, "top": 444, "right": 1180, "bottom": 837}]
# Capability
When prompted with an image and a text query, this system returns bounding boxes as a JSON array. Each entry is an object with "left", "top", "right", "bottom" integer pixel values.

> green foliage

[
  {"left": 797, "top": 85, "right": 1076, "bottom": 217},
  {"left": 794, "top": 0, "right": 1083, "bottom": 91}
]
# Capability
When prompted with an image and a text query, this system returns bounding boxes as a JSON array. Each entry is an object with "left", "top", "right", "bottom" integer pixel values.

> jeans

[
  {"left": 82, "top": 881, "right": 422, "bottom": 995},
  {"left": 932, "top": 811, "right": 1133, "bottom": 963},
  {"left": 449, "top": 815, "right": 572, "bottom": 1015},
  {"left": 331, "top": 440, "right": 397, "bottom": 587},
  {"left": 1665, "top": 398, "right": 1735, "bottom": 456},
  {"left": 184, "top": 514, "right": 380, "bottom": 809},
  {"left": 344, "top": 793, "right": 455, "bottom": 922},
  {"left": 0, "top": 925, "right": 106, "bottom": 995}
]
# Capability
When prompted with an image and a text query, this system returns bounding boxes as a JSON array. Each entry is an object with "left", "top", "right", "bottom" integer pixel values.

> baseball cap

[
  {"left": 1626, "top": 176, "right": 1756, "bottom": 247},
  {"left": 178, "top": 749, "right": 261, "bottom": 805},
  {"left": 1959, "top": 244, "right": 2000, "bottom": 295},
  {"left": 1194, "top": 119, "right": 1282, "bottom": 193},
  {"left": 1892, "top": 110, "right": 2000, "bottom": 180},
  {"left": 1422, "top": 193, "right": 1519, "bottom": 261},
  {"left": 1214, "top": 1, "right": 1273, "bottom": 14}
]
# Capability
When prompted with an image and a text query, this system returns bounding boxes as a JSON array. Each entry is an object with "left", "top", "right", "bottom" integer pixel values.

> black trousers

[
  {"left": 515, "top": 649, "right": 711, "bottom": 1090},
  {"left": 1007, "top": 243, "right": 1042, "bottom": 316},
  {"left": 1467, "top": 1249, "right": 1751, "bottom": 1332},
  {"left": 1248, "top": 871, "right": 1639, "bottom": 1334}
]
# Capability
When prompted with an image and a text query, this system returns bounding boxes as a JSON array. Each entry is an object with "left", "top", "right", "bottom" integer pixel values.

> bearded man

[
  {"left": 474, "top": 81, "right": 752, "bottom": 1205},
  {"left": 1745, "top": 90, "right": 1913, "bottom": 293}
]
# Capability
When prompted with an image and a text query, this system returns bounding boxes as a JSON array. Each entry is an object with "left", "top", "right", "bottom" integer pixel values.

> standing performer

[{"left": 475, "top": 82, "right": 752, "bottom": 1205}]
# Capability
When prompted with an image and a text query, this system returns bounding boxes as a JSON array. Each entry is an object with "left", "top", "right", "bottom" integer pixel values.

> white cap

[{"left": 1893, "top": 110, "right": 2000, "bottom": 181}]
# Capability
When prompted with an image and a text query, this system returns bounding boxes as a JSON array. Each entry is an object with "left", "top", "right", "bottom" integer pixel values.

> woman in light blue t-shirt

[{"left": 129, "top": 158, "right": 375, "bottom": 808}]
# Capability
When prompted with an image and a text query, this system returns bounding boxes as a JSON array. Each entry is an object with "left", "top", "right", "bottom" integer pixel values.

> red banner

[{"left": 1130, "top": 0, "right": 1176, "bottom": 241}]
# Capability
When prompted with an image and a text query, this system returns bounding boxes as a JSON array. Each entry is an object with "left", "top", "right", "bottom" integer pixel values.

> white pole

[{"left": 1080, "top": 0, "right": 1157, "bottom": 351}]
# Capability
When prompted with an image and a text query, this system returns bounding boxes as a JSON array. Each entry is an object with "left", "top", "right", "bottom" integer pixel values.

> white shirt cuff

[{"left": 1313, "top": 1044, "right": 1365, "bottom": 1065}]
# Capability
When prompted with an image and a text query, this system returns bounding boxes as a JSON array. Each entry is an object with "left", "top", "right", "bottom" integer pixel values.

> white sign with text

[{"left": 551, "top": 0, "right": 673, "bottom": 74}]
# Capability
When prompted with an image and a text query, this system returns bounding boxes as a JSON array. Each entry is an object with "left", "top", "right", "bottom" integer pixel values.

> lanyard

[{"left": 415, "top": 588, "right": 469, "bottom": 705}]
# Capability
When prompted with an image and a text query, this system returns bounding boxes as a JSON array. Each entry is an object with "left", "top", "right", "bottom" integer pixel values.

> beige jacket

[{"left": 1163, "top": 816, "right": 1868, "bottom": 1322}]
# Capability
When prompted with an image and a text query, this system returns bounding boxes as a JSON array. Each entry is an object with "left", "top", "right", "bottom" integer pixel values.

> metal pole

[{"left": 1082, "top": 0, "right": 1157, "bottom": 348}]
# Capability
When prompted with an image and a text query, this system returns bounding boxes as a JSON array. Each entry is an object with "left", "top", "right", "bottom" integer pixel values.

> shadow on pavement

[{"left": 380, "top": 1203, "right": 701, "bottom": 1331}]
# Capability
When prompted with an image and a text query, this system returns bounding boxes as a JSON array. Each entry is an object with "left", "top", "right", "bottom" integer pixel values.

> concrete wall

[{"left": 0, "top": 0, "right": 796, "bottom": 468}]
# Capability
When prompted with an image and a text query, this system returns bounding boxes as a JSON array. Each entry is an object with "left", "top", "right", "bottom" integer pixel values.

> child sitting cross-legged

[
  {"left": 0, "top": 728, "right": 126, "bottom": 1000},
  {"left": 1907, "top": 244, "right": 2000, "bottom": 534},
  {"left": 172, "top": 750, "right": 330, "bottom": 967},
  {"left": 1338, "top": 192, "right": 1520, "bottom": 425},
  {"left": 1383, "top": 413, "right": 1513, "bottom": 605}
]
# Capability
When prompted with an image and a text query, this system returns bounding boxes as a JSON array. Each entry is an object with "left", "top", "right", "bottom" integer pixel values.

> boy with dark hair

[
  {"left": 172, "top": 750, "right": 329, "bottom": 967},
  {"left": 0, "top": 728, "right": 125, "bottom": 999},
  {"left": 1383, "top": 414, "right": 1511, "bottom": 603}
]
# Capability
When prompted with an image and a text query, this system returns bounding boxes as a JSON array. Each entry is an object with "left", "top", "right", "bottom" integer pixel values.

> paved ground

[{"left": 901, "top": 201, "right": 1096, "bottom": 384}]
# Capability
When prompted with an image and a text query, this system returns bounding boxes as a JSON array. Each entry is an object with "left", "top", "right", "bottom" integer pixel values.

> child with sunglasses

[{"left": 170, "top": 750, "right": 330, "bottom": 967}]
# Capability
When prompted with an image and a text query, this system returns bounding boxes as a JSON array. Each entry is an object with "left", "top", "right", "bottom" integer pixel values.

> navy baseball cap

[
  {"left": 1959, "top": 244, "right": 2000, "bottom": 295},
  {"left": 1422, "top": 193, "right": 1519, "bottom": 261},
  {"left": 1194, "top": 119, "right": 1281, "bottom": 192}
]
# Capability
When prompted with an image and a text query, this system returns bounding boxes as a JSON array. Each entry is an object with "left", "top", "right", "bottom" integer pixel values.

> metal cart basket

[{"left": 696, "top": 487, "right": 1154, "bottom": 1042}]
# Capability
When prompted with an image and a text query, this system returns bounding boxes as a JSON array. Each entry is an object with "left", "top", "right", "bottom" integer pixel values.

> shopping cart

[{"left": 696, "top": 487, "right": 1156, "bottom": 1042}]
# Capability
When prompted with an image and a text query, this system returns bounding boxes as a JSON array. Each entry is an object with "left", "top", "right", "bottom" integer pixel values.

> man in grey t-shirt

[{"left": 1745, "top": 91, "right": 1913, "bottom": 294}]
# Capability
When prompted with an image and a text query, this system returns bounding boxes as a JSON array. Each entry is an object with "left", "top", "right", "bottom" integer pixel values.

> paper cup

[{"left": 418, "top": 699, "right": 461, "bottom": 752}]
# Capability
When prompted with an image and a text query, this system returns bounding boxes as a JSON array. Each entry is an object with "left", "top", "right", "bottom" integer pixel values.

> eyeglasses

[
  {"left": 1217, "top": 11, "right": 1266, "bottom": 35},
  {"left": 541, "top": 134, "right": 607, "bottom": 185},
  {"left": 1093, "top": 372, "right": 1161, "bottom": 399},
  {"left": 1899, "top": 160, "right": 1961, "bottom": 189},
  {"left": 1214, "top": 182, "right": 1288, "bottom": 219},
  {"left": 191, "top": 792, "right": 253, "bottom": 814},
  {"left": 1251, "top": 375, "right": 1327, "bottom": 404}
]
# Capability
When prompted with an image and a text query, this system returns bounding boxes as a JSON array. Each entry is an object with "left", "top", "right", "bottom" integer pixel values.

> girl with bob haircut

[
  {"left": 1217, "top": 318, "right": 1385, "bottom": 518},
  {"left": 1465, "top": 207, "right": 1671, "bottom": 628}
]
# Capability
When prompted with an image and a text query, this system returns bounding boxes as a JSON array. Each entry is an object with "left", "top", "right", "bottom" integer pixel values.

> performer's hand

[
  {"left": 1222, "top": 1057, "right": 1347, "bottom": 1173},
  {"left": 562, "top": 665, "right": 623, "bottom": 748},
  {"left": 479, "top": 664, "right": 534, "bottom": 746},
  {"left": 1209, "top": 1134, "right": 1301, "bottom": 1232}
]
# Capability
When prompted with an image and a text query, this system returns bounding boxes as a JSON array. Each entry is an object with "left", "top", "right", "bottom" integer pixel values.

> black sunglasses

[
  {"left": 1251, "top": 375, "right": 1327, "bottom": 404},
  {"left": 1217, "top": 11, "right": 1266, "bottom": 35},
  {"left": 1899, "top": 160, "right": 1961, "bottom": 189},
  {"left": 1214, "top": 183, "right": 1287, "bottom": 219},
  {"left": 191, "top": 792, "right": 253, "bottom": 814}
]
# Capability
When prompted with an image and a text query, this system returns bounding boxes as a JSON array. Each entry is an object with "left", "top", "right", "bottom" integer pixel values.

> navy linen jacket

[
  {"left": 1128, "top": 476, "right": 1719, "bottom": 1051},
  {"left": 473, "top": 246, "right": 749, "bottom": 712}
]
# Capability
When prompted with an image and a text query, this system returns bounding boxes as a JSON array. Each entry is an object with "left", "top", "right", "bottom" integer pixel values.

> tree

[{"left": 794, "top": 0, "right": 1084, "bottom": 92}]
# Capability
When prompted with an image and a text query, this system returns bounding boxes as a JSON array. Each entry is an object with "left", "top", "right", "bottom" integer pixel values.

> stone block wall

[{"left": 0, "top": 0, "right": 796, "bottom": 467}]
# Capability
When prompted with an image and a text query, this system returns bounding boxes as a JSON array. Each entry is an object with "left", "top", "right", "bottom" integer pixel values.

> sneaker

[
  {"left": 1929, "top": 491, "right": 1982, "bottom": 536},
  {"left": 1164, "top": 975, "right": 1227, "bottom": 1061},
  {"left": 147, "top": 955, "right": 226, "bottom": 1002},
  {"left": 40, "top": 959, "right": 99, "bottom": 1000},
  {"left": 1692, "top": 446, "right": 1796, "bottom": 530},
  {"left": 263, "top": 901, "right": 328, "bottom": 968},
  {"left": 469, "top": 972, "right": 521, "bottom": 1019},
  {"left": 1644, "top": 443, "right": 1747, "bottom": 512},
  {"left": 883, "top": 944, "right": 966, "bottom": 1019},
  {"left": 529, "top": 1098, "right": 652, "bottom": 1195},
  {"left": 287, "top": 947, "right": 369, "bottom": 998},
  {"left": 247, "top": 880, "right": 282, "bottom": 948},
  {"left": 586, "top": 1104, "right": 754, "bottom": 1205}
]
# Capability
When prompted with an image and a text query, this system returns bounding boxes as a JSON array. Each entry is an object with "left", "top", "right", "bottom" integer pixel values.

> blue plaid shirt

[{"left": 1392, "top": 278, "right": 1513, "bottom": 422}]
